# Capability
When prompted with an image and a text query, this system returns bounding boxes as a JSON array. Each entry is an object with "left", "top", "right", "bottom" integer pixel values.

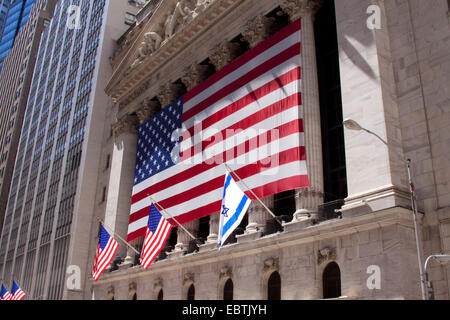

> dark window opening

[
  {"left": 230, "top": 34, "right": 249, "bottom": 56},
  {"left": 187, "top": 284, "right": 195, "bottom": 300},
  {"left": 323, "top": 261, "right": 341, "bottom": 299},
  {"left": 265, "top": 6, "right": 289, "bottom": 34},
  {"left": 157, "top": 226, "right": 177, "bottom": 260},
  {"left": 315, "top": 0, "right": 347, "bottom": 211},
  {"left": 132, "top": 293, "right": 137, "bottom": 300},
  {"left": 197, "top": 215, "right": 210, "bottom": 243},
  {"left": 267, "top": 271, "right": 281, "bottom": 300},
  {"left": 199, "top": 58, "right": 216, "bottom": 78},
  {"left": 223, "top": 278, "right": 233, "bottom": 300},
  {"left": 157, "top": 289, "right": 163, "bottom": 300},
  {"left": 174, "top": 79, "right": 187, "bottom": 99},
  {"left": 224, "top": 213, "right": 247, "bottom": 245}
]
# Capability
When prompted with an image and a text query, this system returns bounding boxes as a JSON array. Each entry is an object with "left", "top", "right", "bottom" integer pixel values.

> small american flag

[
  {"left": 128, "top": 19, "right": 308, "bottom": 241},
  {"left": 140, "top": 203, "right": 172, "bottom": 269},
  {"left": 92, "top": 226, "right": 119, "bottom": 281},
  {"left": 0, "top": 284, "right": 12, "bottom": 300},
  {"left": 11, "top": 281, "right": 25, "bottom": 300}
]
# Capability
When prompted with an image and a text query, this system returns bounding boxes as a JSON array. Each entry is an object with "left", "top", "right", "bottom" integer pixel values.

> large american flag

[
  {"left": 92, "top": 226, "right": 119, "bottom": 281},
  {"left": 128, "top": 19, "right": 308, "bottom": 242},
  {"left": 140, "top": 203, "right": 172, "bottom": 269}
]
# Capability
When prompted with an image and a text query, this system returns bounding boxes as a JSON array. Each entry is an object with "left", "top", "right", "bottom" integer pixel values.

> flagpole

[
  {"left": 224, "top": 163, "right": 283, "bottom": 226},
  {"left": 96, "top": 217, "right": 141, "bottom": 255},
  {"left": 147, "top": 195, "right": 200, "bottom": 247}
]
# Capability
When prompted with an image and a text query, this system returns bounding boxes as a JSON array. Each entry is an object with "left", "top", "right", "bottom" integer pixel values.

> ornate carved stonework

[
  {"left": 181, "top": 63, "right": 212, "bottom": 91},
  {"left": 154, "top": 278, "right": 163, "bottom": 290},
  {"left": 242, "top": 15, "right": 276, "bottom": 48},
  {"left": 136, "top": 99, "right": 161, "bottom": 124},
  {"left": 263, "top": 257, "right": 279, "bottom": 273},
  {"left": 219, "top": 266, "right": 232, "bottom": 280},
  {"left": 317, "top": 247, "right": 337, "bottom": 265},
  {"left": 163, "top": 0, "right": 196, "bottom": 41},
  {"left": 107, "top": 0, "right": 243, "bottom": 105},
  {"left": 157, "top": 82, "right": 185, "bottom": 107},
  {"left": 280, "top": 0, "right": 323, "bottom": 21},
  {"left": 183, "top": 272, "right": 195, "bottom": 285},
  {"left": 209, "top": 41, "right": 242, "bottom": 71},
  {"left": 111, "top": 114, "right": 139, "bottom": 137}
]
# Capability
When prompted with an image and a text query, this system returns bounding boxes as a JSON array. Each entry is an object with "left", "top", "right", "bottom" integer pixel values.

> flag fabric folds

[
  {"left": 218, "top": 171, "right": 252, "bottom": 247},
  {"left": 140, "top": 203, "right": 172, "bottom": 269},
  {"left": 11, "top": 281, "right": 25, "bottom": 300},
  {"left": 128, "top": 18, "right": 309, "bottom": 242},
  {"left": 0, "top": 284, "right": 12, "bottom": 300},
  {"left": 92, "top": 225, "right": 119, "bottom": 281}
]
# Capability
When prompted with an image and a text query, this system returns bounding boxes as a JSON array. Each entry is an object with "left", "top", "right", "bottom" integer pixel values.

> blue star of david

[{"left": 221, "top": 204, "right": 230, "bottom": 218}]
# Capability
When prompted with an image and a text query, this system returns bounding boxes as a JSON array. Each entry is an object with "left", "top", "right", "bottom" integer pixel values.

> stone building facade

[{"left": 74, "top": 0, "right": 450, "bottom": 300}]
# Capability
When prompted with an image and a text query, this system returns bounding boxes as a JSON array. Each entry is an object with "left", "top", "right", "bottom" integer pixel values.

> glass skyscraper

[
  {"left": 0, "top": 0, "right": 37, "bottom": 71},
  {"left": 0, "top": 0, "right": 139, "bottom": 300}
]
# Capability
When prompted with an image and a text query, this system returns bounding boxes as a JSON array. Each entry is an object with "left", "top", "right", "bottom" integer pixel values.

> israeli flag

[{"left": 218, "top": 171, "right": 251, "bottom": 248}]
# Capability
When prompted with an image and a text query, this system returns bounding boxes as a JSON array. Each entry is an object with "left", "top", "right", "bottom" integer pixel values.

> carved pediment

[
  {"left": 106, "top": 0, "right": 215, "bottom": 103},
  {"left": 105, "top": 0, "right": 239, "bottom": 107}
]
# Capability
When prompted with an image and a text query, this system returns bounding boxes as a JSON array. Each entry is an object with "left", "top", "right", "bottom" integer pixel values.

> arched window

[
  {"left": 187, "top": 284, "right": 195, "bottom": 300},
  {"left": 323, "top": 262, "right": 341, "bottom": 299},
  {"left": 132, "top": 293, "right": 137, "bottom": 300},
  {"left": 223, "top": 278, "right": 233, "bottom": 300},
  {"left": 267, "top": 271, "right": 281, "bottom": 300},
  {"left": 157, "top": 289, "right": 163, "bottom": 300}
]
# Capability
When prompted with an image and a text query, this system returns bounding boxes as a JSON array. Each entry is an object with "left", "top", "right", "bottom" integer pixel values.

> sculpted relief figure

[
  {"left": 129, "top": 0, "right": 203, "bottom": 73},
  {"left": 130, "top": 30, "right": 163, "bottom": 70},
  {"left": 144, "top": 31, "right": 163, "bottom": 53},
  {"left": 164, "top": 0, "right": 195, "bottom": 40}
]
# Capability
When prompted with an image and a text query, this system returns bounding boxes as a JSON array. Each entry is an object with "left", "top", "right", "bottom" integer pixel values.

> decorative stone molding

[
  {"left": 181, "top": 63, "right": 212, "bottom": 91},
  {"left": 154, "top": 278, "right": 163, "bottom": 290},
  {"left": 111, "top": 114, "right": 139, "bottom": 138},
  {"left": 317, "top": 247, "right": 337, "bottom": 265},
  {"left": 107, "top": 0, "right": 242, "bottom": 105},
  {"left": 209, "top": 40, "right": 242, "bottom": 71},
  {"left": 280, "top": 0, "right": 323, "bottom": 21},
  {"left": 219, "top": 266, "right": 232, "bottom": 280},
  {"left": 136, "top": 99, "right": 161, "bottom": 124},
  {"left": 242, "top": 15, "right": 276, "bottom": 48},
  {"left": 157, "top": 82, "right": 185, "bottom": 108},
  {"left": 263, "top": 257, "right": 279, "bottom": 273},
  {"left": 183, "top": 272, "right": 195, "bottom": 286}
]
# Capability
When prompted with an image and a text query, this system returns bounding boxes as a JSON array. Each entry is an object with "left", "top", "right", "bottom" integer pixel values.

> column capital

[
  {"left": 157, "top": 82, "right": 185, "bottom": 108},
  {"left": 181, "top": 63, "right": 212, "bottom": 91},
  {"left": 111, "top": 114, "right": 139, "bottom": 138},
  {"left": 241, "top": 15, "right": 276, "bottom": 48},
  {"left": 136, "top": 98, "right": 161, "bottom": 124},
  {"left": 209, "top": 40, "right": 241, "bottom": 71},
  {"left": 280, "top": 0, "right": 323, "bottom": 21}
]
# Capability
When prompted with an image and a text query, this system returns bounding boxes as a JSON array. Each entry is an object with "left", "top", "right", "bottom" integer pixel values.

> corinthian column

[
  {"left": 239, "top": 14, "right": 279, "bottom": 239},
  {"left": 181, "top": 63, "right": 212, "bottom": 91},
  {"left": 209, "top": 40, "right": 242, "bottom": 71},
  {"left": 105, "top": 114, "right": 139, "bottom": 267},
  {"left": 157, "top": 82, "right": 185, "bottom": 108},
  {"left": 242, "top": 15, "right": 276, "bottom": 48},
  {"left": 281, "top": 0, "right": 324, "bottom": 229},
  {"left": 167, "top": 220, "right": 199, "bottom": 258},
  {"left": 136, "top": 98, "right": 161, "bottom": 124}
]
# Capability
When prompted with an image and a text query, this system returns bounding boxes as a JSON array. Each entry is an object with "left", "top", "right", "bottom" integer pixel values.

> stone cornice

[
  {"left": 105, "top": 0, "right": 239, "bottom": 106},
  {"left": 111, "top": 114, "right": 139, "bottom": 137},
  {"left": 91, "top": 207, "right": 415, "bottom": 285}
]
